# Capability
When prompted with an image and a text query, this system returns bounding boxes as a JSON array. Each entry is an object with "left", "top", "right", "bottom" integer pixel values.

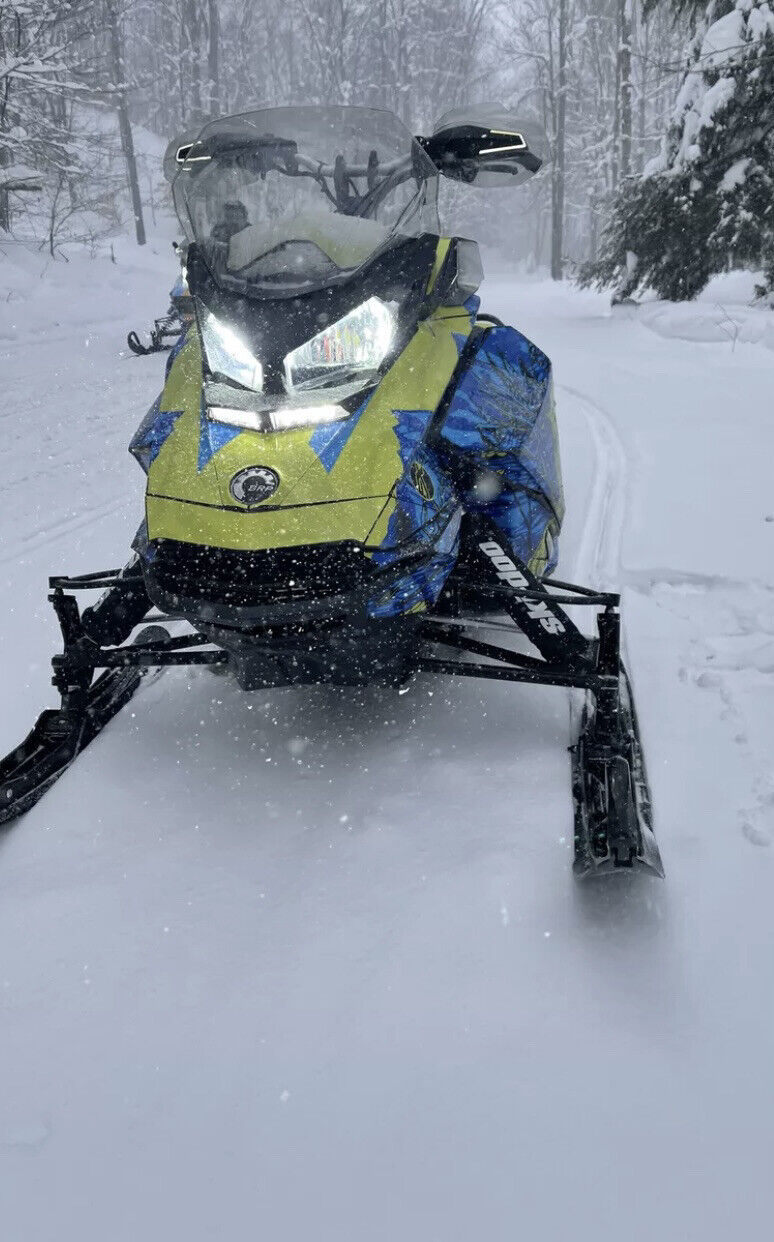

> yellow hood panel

[
  {"left": 145, "top": 300, "right": 473, "bottom": 551},
  {"left": 146, "top": 494, "right": 387, "bottom": 551}
]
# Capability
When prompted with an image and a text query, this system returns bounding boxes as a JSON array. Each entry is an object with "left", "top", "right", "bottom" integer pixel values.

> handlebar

[{"left": 294, "top": 152, "right": 411, "bottom": 179}]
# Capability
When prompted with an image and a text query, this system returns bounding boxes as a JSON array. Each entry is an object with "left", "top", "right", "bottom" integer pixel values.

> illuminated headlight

[
  {"left": 201, "top": 311, "right": 263, "bottom": 391},
  {"left": 284, "top": 297, "right": 395, "bottom": 395},
  {"left": 209, "top": 403, "right": 349, "bottom": 433}
]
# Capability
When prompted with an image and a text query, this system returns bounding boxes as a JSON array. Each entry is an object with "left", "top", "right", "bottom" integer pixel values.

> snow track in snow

[
  {"left": 0, "top": 494, "right": 134, "bottom": 567},
  {"left": 558, "top": 380, "right": 774, "bottom": 854},
  {"left": 559, "top": 383, "right": 629, "bottom": 589},
  {"left": 561, "top": 381, "right": 774, "bottom": 858}
]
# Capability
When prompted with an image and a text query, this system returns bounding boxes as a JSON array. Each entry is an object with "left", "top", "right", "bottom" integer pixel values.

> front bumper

[{"left": 141, "top": 536, "right": 433, "bottom": 629}]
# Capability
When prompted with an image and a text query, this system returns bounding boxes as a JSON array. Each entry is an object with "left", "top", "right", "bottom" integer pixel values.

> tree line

[{"left": 7, "top": 0, "right": 764, "bottom": 301}]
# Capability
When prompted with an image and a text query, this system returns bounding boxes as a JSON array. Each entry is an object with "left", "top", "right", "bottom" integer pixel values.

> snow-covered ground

[
  {"left": 1, "top": 243, "right": 773, "bottom": 1241},
  {"left": 635, "top": 270, "right": 774, "bottom": 352}
]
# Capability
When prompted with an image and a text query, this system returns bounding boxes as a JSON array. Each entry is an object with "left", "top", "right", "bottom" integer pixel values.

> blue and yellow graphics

[{"left": 130, "top": 277, "right": 562, "bottom": 621}]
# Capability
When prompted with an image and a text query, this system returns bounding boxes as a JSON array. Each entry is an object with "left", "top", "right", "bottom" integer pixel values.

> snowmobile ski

[
  {"left": 571, "top": 666, "right": 664, "bottom": 878},
  {"left": 0, "top": 665, "right": 142, "bottom": 825},
  {"left": 0, "top": 616, "right": 171, "bottom": 827},
  {"left": 127, "top": 313, "right": 181, "bottom": 356},
  {"left": 127, "top": 242, "right": 191, "bottom": 355}
]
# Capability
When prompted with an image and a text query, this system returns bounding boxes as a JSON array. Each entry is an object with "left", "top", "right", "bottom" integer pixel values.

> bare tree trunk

[
  {"left": 637, "top": 11, "right": 648, "bottom": 171},
  {"left": 534, "top": 203, "right": 545, "bottom": 271},
  {"left": 182, "top": 0, "right": 203, "bottom": 121},
  {"left": 208, "top": 0, "right": 220, "bottom": 116},
  {"left": 394, "top": 0, "right": 409, "bottom": 121},
  {"left": 286, "top": 18, "right": 297, "bottom": 104},
  {"left": 612, "top": 0, "right": 620, "bottom": 188},
  {"left": 107, "top": 1, "right": 146, "bottom": 246},
  {"left": 0, "top": 168, "right": 9, "bottom": 232},
  {"left": 0, "top": 12, "right": 20, "bottom": 233},
  {"left": 551, "top": 0, "right": 567, "bottom": 280},
  {"left": 619, "top": 0, "right": 633, "bottom": 180},
  {"left": 588, "top": 189, "right": 598, "bottom": 262},
  {"left": 377, "top": 0, "right": 388, "bottom": 110}
]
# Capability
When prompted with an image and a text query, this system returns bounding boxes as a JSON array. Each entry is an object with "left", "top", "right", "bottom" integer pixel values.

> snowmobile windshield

[{"left": 171, "top": 106, "right": 440, "bottom": 298}]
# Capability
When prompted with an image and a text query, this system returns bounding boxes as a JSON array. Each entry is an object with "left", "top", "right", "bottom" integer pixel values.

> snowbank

[
  {"left": 0, "top": 232, "right": 179, "bottom": 345},
  {"left": 632, "top": 271, "right": 774, "bottom": 350}
]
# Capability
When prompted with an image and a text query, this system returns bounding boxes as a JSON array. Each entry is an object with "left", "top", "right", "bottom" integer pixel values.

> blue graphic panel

[
  {"left": 452, "top": 296, "right": 480, "bottom": 356},
  {"left": 165, "top": 324, "right": 190, "bottom": 379},
  {"left": 368, "top": 507, "right": 462, "bottom": 618},
  {"left": 129, "top": 395, "right": 185, "bottom": 467},
  {"left": 439, "top": 324, "right": 562, "bottom": 575},
  {"left": 197, "top": 392, "right": 241, "bottom": 471},
  {"left": 366, "top": 408, "right": 462, "bottom": 618},
  {"left": 364, "top": 324, "right": 564, "bottom": 618},
  {"left": 463, "top": 295, "right": 481, "bottom": 318},
  {"left": 440, "top": 325, "right": 562, "bottom": 519},
  {"left": 375, "top": 408, "right": 436, "bottom": 549},
  {"left": 308, "top": 395, "right": 370, "bottom": 473}
]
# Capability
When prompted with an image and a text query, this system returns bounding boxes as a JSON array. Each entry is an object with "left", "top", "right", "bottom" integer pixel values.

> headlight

[
  {"left": 209, "top": 403, "right": 349, "bottom": 433},
  {"left": 200, "top": 311, "right": 263, "bottom": 391},
  {"left": 284, "top": 297, "right": 395, "bottom": 396}
]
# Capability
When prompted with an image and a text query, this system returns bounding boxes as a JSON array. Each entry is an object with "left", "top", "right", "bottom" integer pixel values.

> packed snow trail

[{"left": 1, "top": 249, "right": 773, "bottom": 1241}]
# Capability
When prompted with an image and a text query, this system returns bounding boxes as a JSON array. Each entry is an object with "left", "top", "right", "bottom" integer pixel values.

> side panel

[{"left": 438, "top": 324, "right": 564, "bottom": 578}]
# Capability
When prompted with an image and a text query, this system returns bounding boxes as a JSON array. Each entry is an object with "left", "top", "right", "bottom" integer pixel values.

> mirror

[
  {"left": 163, "top": 129, "right": 202, "bottom": 184},
  {"left": 419, "top": 105, "right": 545, "bottom": 187}
]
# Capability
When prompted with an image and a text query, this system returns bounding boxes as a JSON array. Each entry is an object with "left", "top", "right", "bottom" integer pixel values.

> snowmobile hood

[{"left": 138, "top": 302, "right": 474, "bottom": 554}]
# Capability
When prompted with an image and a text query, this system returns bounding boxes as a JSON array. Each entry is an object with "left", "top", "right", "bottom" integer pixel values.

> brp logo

[{"left": 229, "top": 465, "right": 280, "bottom": 507}]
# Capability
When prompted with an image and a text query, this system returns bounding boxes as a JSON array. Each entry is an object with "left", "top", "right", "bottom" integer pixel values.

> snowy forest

[{"left": 2, "top": 0, "right": 772, "bottom": 295}]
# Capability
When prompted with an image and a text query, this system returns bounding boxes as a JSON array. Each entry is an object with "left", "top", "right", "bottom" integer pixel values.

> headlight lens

[
  {"left": 284, "top": 297, "right": 395, "bottom": 396},
  {"left": 201, "top": 311, "right": 263, "bottom": 392},
  {"left": 201, "top": 297, "right": 396, "bottom": 432},
  {"left": 209, "top": 403, "right": 349, "bottom": 433}
]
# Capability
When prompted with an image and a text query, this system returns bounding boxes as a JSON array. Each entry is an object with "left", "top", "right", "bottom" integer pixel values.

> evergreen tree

[{"left": 580, "top": 0, "right": 774, "bottom": 300}]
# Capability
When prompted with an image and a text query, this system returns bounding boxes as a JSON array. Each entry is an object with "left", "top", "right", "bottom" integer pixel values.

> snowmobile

[
  {"left": 0, "top": 104, "right": 664, "bottom": 877},
  {"left": 127, "top": 242, "right": 193, "bottom": 355}
]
